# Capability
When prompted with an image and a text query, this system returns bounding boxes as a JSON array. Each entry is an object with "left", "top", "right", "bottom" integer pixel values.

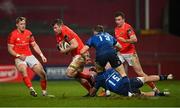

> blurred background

[{"left": 0, "top": 0, "right": 180, "bottom": 82}]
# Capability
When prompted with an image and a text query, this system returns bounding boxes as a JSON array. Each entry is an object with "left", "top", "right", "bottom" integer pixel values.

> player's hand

[
  {"left": 56, "top": 44, "right": 61, "bottom": 51},
  {"left": 56, "top": 44, "right": 66, "bottom": 53},
  {"left": 118, "top": 37, "right": 127, "bottom": 43},
  {"left": 59, "top": 48, "right": 66, "bottom": 53},
  {"left": 60, "top": 47, "right": 70, "bottom": 54},
  {"left": 41, "top": 56, "right": 47, "bottom": 63},
  {"left": 18, "top": 55, "right": 26, "bottom": 61},
  {"left": 40, "top": 54, "right": 47, "bottom": 63},
  {"left": 85, "top": 57, "right": 92, "bottom": 64}
]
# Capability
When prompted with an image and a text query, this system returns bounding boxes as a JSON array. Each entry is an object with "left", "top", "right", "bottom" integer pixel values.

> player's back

[
  {"left": 104, "top": 69, "right": 124, "bottom": 91},
  {"left": 95, "top": 68, "right": 130, "bottom": 96},
  {"left": 87, "top": 32, "right": 117, "bottom": 56},
  {"left": 95, "top": 68, "right": 122, "bottom": 91}
]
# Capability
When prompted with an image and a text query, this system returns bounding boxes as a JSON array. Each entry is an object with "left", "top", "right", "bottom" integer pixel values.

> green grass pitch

[{"left": 0, "top": 80, "right": 180, "bottom": 107}]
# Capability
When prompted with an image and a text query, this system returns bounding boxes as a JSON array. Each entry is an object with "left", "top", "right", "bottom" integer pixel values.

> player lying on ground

[
  {"left": 89, "top": 68, "right": 173, "bottom": 97},
  {"left": 52, "top": 19, "right": 94, "bottom": 95},
  {"left": 113, "top": 11, "right": 159, "bottom": 93},
  {"left": 7, "top": 17, "right": 51, "bottom": 97}
]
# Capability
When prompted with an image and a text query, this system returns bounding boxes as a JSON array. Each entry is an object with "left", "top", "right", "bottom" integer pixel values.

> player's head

[
  {"left": 114, "top": 11, "right": 125, "bottom": 27},
  {"left": 93, "top": 25, "right": 104, "bottom": 35},
  {"left": 16, "top": 17, "right": 26, "bottom": 32},
  {"left": 52, "top": 19, "right": 63, "bottom": 34}
]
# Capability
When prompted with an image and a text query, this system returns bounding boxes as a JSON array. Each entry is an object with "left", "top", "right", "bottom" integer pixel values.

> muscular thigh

[
  {"left": 15, "top": 58, "right": 27, "bottom": 72},
  {"left": 32, "top": 63, "right": 44, "bottom": 73},
  {"left": 68, "top": 55, "right": 85, "bottom": 72}
]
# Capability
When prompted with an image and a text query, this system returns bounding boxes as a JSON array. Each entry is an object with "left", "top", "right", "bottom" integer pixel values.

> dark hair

[
  {"left": 51, "top": 19, "right": 63, "bottom": 27},
  {"left": 93, "top": 25, "right": 104, "bottom": 33},
  {"left": 114, "top": 11, "right": 125, "bottom": 19},
  {"left": 16, "top": 17, "right": 26, "bottom": 24}
]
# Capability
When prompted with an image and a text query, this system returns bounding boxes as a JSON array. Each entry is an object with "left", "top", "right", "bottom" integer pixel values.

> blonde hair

[{"left": 16, "top": 17, "right": 26, "bottom": 24}]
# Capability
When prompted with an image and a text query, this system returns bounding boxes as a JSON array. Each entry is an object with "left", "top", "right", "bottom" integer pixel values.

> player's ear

[{"left": 16, "top": 23, "right": 18, "bottom": 27}]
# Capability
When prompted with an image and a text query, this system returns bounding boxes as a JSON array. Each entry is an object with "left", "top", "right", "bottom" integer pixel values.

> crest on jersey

[{"left": 17, "top": 38, "right": 20, "bottom": 41}]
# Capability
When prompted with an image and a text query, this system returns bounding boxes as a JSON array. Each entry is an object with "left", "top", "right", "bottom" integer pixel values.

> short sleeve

[
  {"left": 7, "top": 33, "right": 15, "bottom": 45},
  {"left": 127, "top": 25, "right": 135, "bottom": 37},
  {"left": 62, "top": 26, "right": 77, "bottom": 42},
  {"left": 29, "top": 35, "right": 35, "bottom": 43}
]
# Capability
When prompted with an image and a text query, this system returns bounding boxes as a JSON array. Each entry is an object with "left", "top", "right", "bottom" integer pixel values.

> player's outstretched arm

[{"left": 31, "top": 41, "right": 47, "bottom": 63}]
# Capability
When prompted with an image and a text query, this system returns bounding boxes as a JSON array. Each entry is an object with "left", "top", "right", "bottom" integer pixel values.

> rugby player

[
  {"left": 52, "top": 19, "right": 93, "bottom": 94},
  {"left": 7, "top": 17, "right": 48, "bottom": 97},
  {"left": 89, "top": 68, "right": 172, "bottom": 97},
  {"left": 114, "top": 11, "right": 159, "bottom": 92}
]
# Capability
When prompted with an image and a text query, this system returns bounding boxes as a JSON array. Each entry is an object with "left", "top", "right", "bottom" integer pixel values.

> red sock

[
  {"left": 23, "top": 76, "right": 32, "bottom": 88},
  {"left": 40, "top": 80, "right": 47, "bottom": 90},
  {"left": 147, "top": 82, "right": 156, "bottom": 89},
  {"left": 80, "top": 79, "right": 92, "bottom": 92},
  {"left": 78, "top": 72, "right": 91, "bottom": 79}
]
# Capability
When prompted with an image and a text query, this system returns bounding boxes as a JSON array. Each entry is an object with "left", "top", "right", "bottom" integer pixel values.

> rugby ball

[{"left": 60, "top": 41, "right": 70, "bottom": 50}]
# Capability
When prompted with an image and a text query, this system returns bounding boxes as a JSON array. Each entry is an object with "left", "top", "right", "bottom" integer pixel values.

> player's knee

[
  {"left": 66, "top": 70, "right": 76, "bottom": 78},
  {"left": 33, "top": 64, "right": 43, "bottom": 71},
  {"left": 66, "top": 72, "right": 74, "bottom": 78},
  {"left": 17, "top": 65, "right": 28, "bottom": 76}
]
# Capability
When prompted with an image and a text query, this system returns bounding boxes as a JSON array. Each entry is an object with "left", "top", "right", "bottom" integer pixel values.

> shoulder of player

[
  {"left": 124, "top": 23, "right": 133, "bottom": 29},
  {"left": 10, "top": 29, "right": 18, "bottom": 35},
  {"left": 104, "top": 32, "right": 112, "bottom": 36},
  {"left": 61, "top": 25, "right": 78, "bottom": 36},
  {"left": 61, "top": 25, "right": 72, "bottom": 32},
  {"left": 88, "top": 35, "right": 95, "bottom": 40},
  {"left": 8, "top": 29, "right": 19, "bottom": 38},
  {"left": 24, "top": 29, "right": 32, "bottom": 35}
]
